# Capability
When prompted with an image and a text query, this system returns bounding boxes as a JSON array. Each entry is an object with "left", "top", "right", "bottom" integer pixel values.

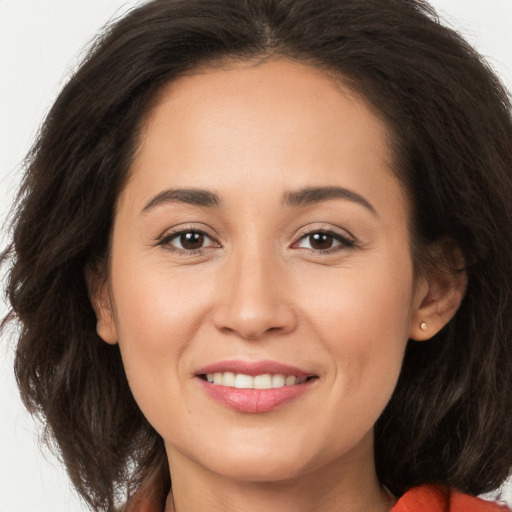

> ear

[
  {"left": 84, "top": 262, "right": 118, "bottom": 345},
  {"left": 409, "top": 242, "right": 468, "bottom": 341}
]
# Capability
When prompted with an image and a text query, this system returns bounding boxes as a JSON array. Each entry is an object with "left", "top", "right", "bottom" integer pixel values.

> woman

[{"left": 1, "top": 0, "right": 512, "bottom": 511}]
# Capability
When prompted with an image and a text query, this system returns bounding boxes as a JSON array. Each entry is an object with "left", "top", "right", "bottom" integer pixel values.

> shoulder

[{"left": 392, "top": 484, "right": 511, "bottom": 512}]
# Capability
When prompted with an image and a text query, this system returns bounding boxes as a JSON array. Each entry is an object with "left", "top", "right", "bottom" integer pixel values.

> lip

[
  {"left": 195, "top": 359, "right": 317, "bottom": 414},
  {"left": 196, "top": 359, "right": 312, "bottom": 378}
]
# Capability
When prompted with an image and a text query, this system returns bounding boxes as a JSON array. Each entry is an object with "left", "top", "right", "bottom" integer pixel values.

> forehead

[{"left": 123, "top": 58, "right": 405, "bottom": 216}]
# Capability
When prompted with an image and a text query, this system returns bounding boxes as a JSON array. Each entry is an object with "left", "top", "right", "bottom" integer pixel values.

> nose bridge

[
  {"left": 233, "top": 244, "right": 278, "bottom": 306},
  {"left": 213, "top": 239, "right": 296, "bottom": 339}
]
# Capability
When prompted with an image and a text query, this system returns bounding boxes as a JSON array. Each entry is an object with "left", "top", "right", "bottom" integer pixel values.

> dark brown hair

[{"left": 2, "top": 0, "right": 512, "bottom": 510}]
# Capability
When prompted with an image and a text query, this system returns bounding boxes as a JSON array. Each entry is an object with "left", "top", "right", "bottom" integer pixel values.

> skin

[{"left": 93, "top": 59, "right": 465, "bottom": 512}]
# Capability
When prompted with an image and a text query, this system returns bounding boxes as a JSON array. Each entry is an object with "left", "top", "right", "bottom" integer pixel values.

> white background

[{"left": 1, "top": 1, "right": 511, "bottom": 511}]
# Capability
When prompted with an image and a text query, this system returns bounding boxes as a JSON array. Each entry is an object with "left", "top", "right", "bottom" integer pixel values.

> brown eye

[
  {"left": 308, "top": 232, "right": 335, "bottom": 250},
  {"left": 179, "top": 232, "right": 205, "bottom": 250},
  {"left": 163, "top": 230, "right": 215, "bottom": 252},
  {"left": 295, "top": 230, "right": 354, "bottom": 252}
]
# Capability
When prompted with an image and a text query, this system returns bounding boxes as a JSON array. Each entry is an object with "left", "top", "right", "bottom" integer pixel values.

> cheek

[
  {"left": 111, "top": 248, "right": 216, "bottom": 342},
  {"left": 302, "top": 259, "right": 413, "bottom": 417},
  {"left": 299, "top": 255, "right": 414, "bottom": 350},
  {"left": 108, "top": 255, "right": 215, "bottom": 411}
]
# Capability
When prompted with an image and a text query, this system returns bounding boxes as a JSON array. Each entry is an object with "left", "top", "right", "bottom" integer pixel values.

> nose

[{"left": 212, "top": 249, "right": 298, "bottom": 340}]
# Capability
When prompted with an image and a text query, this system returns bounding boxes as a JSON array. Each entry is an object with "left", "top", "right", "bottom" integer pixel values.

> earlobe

[
  {"left": 95, "top": 300, "right": 118, "bottom": 345},
  {"left": 84, "top": 264, "right": 118, "bottom": 345},
  {"left": 409, "top": 265, "right": 467, "bottom": 342}
]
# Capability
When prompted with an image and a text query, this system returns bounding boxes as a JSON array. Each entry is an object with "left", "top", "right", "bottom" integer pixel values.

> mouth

[
  {"left": 199, "top": 372, "right": 314, "bottom": 389},
  {"left": 195, "top": 360, "right": 318, "bottom": 413}
]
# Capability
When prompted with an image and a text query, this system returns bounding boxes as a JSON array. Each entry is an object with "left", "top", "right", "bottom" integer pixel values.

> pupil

[
  {"left": 180, "top": 232, "right": 204, "bottom": 250},
  {"left": 310, "top": 233, "right": 333, "bottom": 250}
]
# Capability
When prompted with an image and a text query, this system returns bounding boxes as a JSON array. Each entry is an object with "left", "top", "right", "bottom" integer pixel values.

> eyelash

[
  {"left": 157, "top": 227, "right": 218, "bottom": 255},
  {"left": 293, "top": 228, "right": 357, "bottom": 254},
  {"left": 156, "top": 227, "right": 356, "bottom": 255}
]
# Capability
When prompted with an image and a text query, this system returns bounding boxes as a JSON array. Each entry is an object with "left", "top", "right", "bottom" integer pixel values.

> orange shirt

[{"left": 392, "top": 485, "right": 510, "bottom": 512}]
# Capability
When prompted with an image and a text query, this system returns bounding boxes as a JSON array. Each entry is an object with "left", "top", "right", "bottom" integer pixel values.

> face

[{"left": 96, "top": 59, "right": 429, "bottom": 483}]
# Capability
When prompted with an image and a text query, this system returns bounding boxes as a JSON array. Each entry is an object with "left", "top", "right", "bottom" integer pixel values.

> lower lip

[{"left": 198, "top": 378, "right": 316, "bottom": 413}]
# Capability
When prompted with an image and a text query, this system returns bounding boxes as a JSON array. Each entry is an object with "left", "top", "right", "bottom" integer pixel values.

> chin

[
  {"left": 212, "top": 455, "right": 312, "bottom": 483},
  {"left": 186, "top": 435, "right": 330, "bottom": 484}
]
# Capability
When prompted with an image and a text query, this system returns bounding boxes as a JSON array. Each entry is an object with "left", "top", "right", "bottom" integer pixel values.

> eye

[
  {"left": 159, "top": 229, "right": 218, "bottom": 252},
  {"left": 294, "top": 230, "right": 355, "bottom": 252}
]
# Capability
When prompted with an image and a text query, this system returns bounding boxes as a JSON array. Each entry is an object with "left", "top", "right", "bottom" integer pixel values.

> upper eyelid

[
  {"left": 293, "top": 225, "right": 356, "bottom": 242},
  {"left": 158, "top": 223, "right": 218, "bottom": 241}
]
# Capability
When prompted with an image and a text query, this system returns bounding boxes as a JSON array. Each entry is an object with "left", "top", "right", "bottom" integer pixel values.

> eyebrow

[
  {"left": 142, "top": 188, "right": 221, "bottom": 213},
  {"left": 142, "top": 185, "right": 377, "bottom": 215},
  {"left": 283, "top": 186, "right": 377, "bottom": 215}
]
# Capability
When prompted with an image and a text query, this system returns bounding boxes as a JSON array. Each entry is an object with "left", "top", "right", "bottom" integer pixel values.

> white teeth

[
  {"left": 254, "top": 374, "right": 272, "bottom": 389},
  {"left": 285, "top": 375, "right": 297, "bottom": 386},
  {"left": 205, "top": 372, "right": 307, "bottom": 389},
  {"left": 223, "top": 372, "right": 236, "bottom": 387},
  {"left": 234, "top": 374, "right": 253, "bottom": 389},
  {"left": 271, "top": 374, "right": 285, "bottom": 388}
]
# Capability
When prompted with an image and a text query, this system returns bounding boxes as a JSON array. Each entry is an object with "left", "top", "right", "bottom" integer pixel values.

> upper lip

[{"left": 195, "top": 360, "right": 314, "bottom": 378}]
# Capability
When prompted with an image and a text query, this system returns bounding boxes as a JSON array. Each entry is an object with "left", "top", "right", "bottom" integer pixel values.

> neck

[{"left": 164, "top": 433, "right": 394, "bottom": 512}]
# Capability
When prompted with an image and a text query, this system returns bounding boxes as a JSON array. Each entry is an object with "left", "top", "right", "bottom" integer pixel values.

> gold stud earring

[{"left": 420, "top": 321, "right": 429, "bottom": 332}]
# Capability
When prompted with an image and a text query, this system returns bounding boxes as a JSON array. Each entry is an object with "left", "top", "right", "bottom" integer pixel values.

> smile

[
  {"left": 196, "top": 361, "right": 318, "bottom": 413},
  {"left": 203, "top": 372, "right": 309, "bottom": 389}
]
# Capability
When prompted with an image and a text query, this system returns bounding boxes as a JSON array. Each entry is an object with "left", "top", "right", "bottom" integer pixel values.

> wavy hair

[{"left": 2, "top": 0, "right": 512, "bottom": 510}]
